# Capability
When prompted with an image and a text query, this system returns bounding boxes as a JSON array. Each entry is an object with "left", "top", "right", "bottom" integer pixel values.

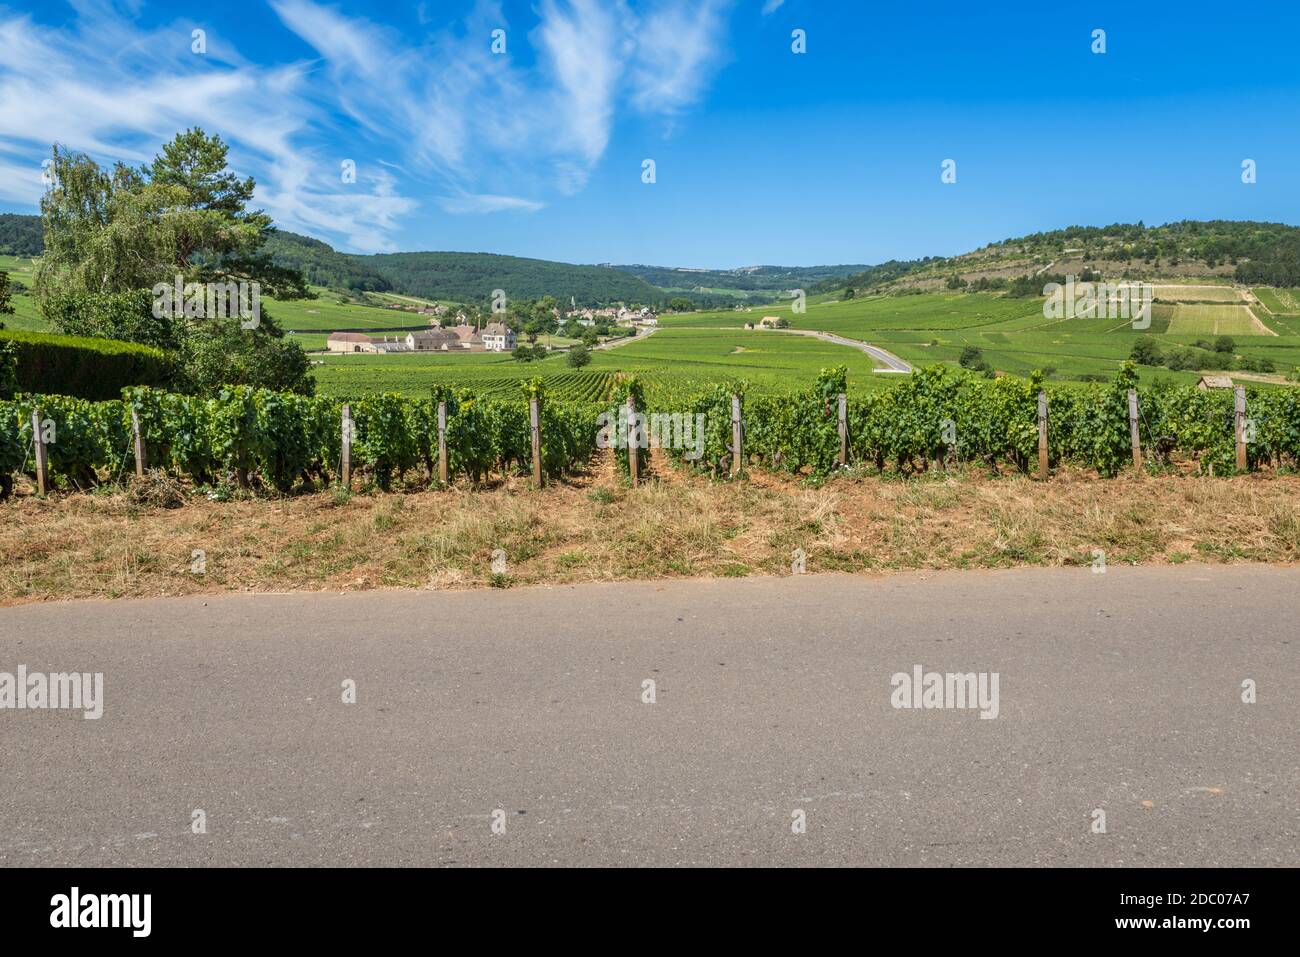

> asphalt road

[
  {"left": 1, "top": 567, "right": 1296, "bottom": 867},
  {"left": 778, "top": 328, "right": 913, "bottom": 372}
]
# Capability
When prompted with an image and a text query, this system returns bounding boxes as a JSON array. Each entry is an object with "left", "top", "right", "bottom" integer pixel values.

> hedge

[{"left": 0, "top": 329, "right": 173, "bottom": 401}]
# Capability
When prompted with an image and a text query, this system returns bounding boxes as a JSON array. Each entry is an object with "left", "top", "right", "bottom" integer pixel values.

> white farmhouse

[{"left": 481, "top": 322, "right": 517, "bottom": 352}]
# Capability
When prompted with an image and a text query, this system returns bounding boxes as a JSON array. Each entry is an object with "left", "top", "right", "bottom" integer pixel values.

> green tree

[
  {"left": 34, "top": 130, "right": 312, "bottom": 394},
  {"left": 566, "top": 344, "right": 592, "bottom": 368},
  {"left": 35, "top": 148, "right": 184, "bottom": 298},
  {"left": 0, "top": 271, "right": 14, "bottom": 316},
  {"left": 37, "top": 130, "right": 308, "bottom": 299},
  {"left": 175, "top": 319, "right": 313, "bottom": 395},
  {"left": 1130, "top": 336, "right": 1162, "bottom": 366},
  {"left": 1213, "top": 335, "right": 1236, "bottom": 355}
]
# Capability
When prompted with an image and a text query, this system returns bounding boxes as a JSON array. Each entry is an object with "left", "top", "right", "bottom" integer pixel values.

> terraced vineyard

[
  {"left": 1163, "top": 303, "right": 1265, "bottom": 336},
  {"left": 1254, "top": 287, "right": 1300, "bottom": 313},
  {"left": 1252, "top": 287, "right": 1300, "bottom": 335},
  {"left": 1152, "top": 284, "right": 1243, "bottom": 303}
]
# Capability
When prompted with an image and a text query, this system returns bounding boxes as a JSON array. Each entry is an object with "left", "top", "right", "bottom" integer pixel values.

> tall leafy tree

[
  {"left": 35, "top": 130, "right": 313, "bottom": 394},
  {"left": 145, "top": 129, "right": 306, "bottom": 296}
]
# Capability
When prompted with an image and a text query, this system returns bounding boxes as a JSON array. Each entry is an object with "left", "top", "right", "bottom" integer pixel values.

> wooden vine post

[
  {"left": 131, "top": 408, "right": 146, "bottom": 479},
  {"left": 730, "top": 394, "right": 743, "bottom": 477},
  {"left": 626, "top": 393, "right": 639, "bottom": 488},
  {"left": 1037, "top": 390, "right": 1049, "bottom": 479},
  {"left": 837, "top": 393, "right": 848, "bottom": 467},
  {"left": 341, "top": 403, "right": 352, "bottom": 489},
  {"left": 1234, "top": 386, "right": 1248, "bottom": 472},
  {"left": 1128, "top": 389, "right": 1142, "bottom": 473},
  {"left": 437, "top": 400, "right": 449, "bottom": 485},
  {"left": 530, "top": 395, "right": 544, "bottom": 488},
  {"left": 31, "top": 408, "right": 47, "bottom": 496}
]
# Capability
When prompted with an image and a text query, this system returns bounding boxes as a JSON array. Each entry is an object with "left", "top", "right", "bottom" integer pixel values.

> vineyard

[
  {"left": 3, "top": 363, "right": 1300, "bottom": 499},
  {"left": 310, "top": 327, "right": 889, "bottom": 402}
]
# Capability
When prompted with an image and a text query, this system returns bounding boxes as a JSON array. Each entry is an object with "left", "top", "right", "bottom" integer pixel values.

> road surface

[
  {"left": 1, "top": 567, "right": 1295, "bottom": 867},
  {"left": 591, "top": 326, "right": 659, "bottom": 350},
  {"left": 777, "top": 328, "right": 913, "bottom": 372}
]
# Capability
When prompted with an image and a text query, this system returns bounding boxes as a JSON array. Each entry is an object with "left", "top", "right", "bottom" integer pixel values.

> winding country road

[
  {"left": 591, "top": 326, "right": 659, "bottom": 350},
  {"left": 1, "top": 567, "right": 1294, "bottom": 867},
  {"left": 777, "top": 328, "right": 913, "bottom": 372}
]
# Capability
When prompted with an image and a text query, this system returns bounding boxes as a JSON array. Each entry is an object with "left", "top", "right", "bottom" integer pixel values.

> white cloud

[
  {"left": 273, "top": 0, "right": 734, "bottom": 202},
  {"left": 0, "top": 5, "right": 415, "bottom": 253},
  {"left": 437, "top": 192, "right": 545, "bottom": 214},
  {"left": 628, "top": 0, "right": 730, "bottom": 116},
  {"left": 0, "top": 0, "right": 733, "bottom": 249},
  {"left": 761, "top": 0, "right": 784, "bottom": 15}
]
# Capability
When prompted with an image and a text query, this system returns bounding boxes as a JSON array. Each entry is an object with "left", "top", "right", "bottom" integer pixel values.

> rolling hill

[
  {"left": 824, "top": 221, "right": 1300, "bottom": 294},
  {"left": 0, "top": 213, "right": 42, "bottom": 256},
  {"left": 0, "top": 214, "right": 866, "bottom": 308},
  {"left": 613, "top": 262, "right": 872, "bottom": 294}
]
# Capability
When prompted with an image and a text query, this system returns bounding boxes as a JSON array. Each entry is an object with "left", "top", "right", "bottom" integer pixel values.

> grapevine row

[{"left": 3, "top": 363, "right": 1299, "bottom": 496}]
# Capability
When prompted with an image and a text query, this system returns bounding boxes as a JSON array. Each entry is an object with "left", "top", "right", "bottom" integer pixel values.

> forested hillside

[
  {"left": 0, "top": 213, "right": 42, "bottom": 256},
  {"left": 10, "top": 210, "right": 1300, "bottom": 304},
  {"left": 616, "top": 262, "right": 870, "bottom": 292},
  {"left": 366, "top": 251, "right": 664, "bottom": 306},
  {"left": 261, "top": 230, "right": 393, "bottom": 292},
  {"left": 835, "top": 221, "right": 1300, "bottom": 294}
]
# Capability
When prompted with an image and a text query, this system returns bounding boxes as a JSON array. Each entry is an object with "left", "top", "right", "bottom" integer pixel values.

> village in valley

[{"left": 324, "top": 300, "right": 660, "bottom": 355}]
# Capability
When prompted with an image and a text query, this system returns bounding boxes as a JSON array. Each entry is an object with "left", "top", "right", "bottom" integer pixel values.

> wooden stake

[
  {"left": 1234, "top": 385, "right": 1248, "bottom": 472},
  {"left": 1037, "top": 391, "right": 1049, "bottom": 479},
  {"left": 437, "top": 401, "right": 449, "bottom": 485},
  {"left": 731, "top": 394, "right": 743, "bottom": 477},
  {"left": 530, "top": 396, "right": 543, "bottom": 488},
  {"left": 31, "top": 408, "right": 46, "bottom": 496},
  {"left": 837, "top": 393, "right": 848, "bottom": 466},
  {"left": 131, "top": 408, "right": 146, "bottom": 479},
  {"left": 341, "top": 403, "right": 352, "bottom": 489},
  {"left": 626, "top": 394, "right": 638, "bottom": 488},
  {"left": 1127, "top": 389, "right": 1141, "bottom": 473}
]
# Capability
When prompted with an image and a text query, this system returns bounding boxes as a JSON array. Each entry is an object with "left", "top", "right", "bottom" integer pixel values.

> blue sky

[{"left": 2, "top": 0, "right": 1299, "bottom": 267}]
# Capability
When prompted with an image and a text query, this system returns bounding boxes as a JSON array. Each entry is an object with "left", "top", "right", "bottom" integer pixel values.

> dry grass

[{"left": 3, "top": 452, "right": 1299, "bottom": 605}]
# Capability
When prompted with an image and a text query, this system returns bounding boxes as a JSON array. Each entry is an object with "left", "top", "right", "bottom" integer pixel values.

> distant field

[
  {"left": 313, "top": 327, "right": 888, "bottom": 402},
  {"left": 268, "top": 295, "right": 436, "bottom": 333},
  {"left": 0, "top": 254, "right": 46, "bottom": 332},
  {"left": 1153, "top": 285, "right": 1244, "bottom": 303},
  {"left": 7, "top": 248, "right": 1300, "bottom": 397},
  {"left": 315, "top": 287, "right": 1300, "bottom": 399},
  {"left": 1253, "top": 287, "right": 1300, "bottom": 314},
  {"left": 1164, "top": 303, "right": 1266, "bottom": 336}
]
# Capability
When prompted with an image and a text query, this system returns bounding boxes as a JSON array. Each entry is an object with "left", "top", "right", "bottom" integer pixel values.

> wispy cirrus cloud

[
  {"left": 0, "top": 4, "right": 415, "bottom": 251},
  {"left": 272, "top": 0, "right": 734, "bottom": 197},
  {"left": 0, "top": 0, "right": 733, "bottom": 251},
  {"left": 437, "top": 192, "right": 546, "bottom": 214}
]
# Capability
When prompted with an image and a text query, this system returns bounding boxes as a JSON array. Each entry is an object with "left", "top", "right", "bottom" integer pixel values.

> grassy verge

[{"left": 2, "top": 454, "right": 1299, "bottom": 604}]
